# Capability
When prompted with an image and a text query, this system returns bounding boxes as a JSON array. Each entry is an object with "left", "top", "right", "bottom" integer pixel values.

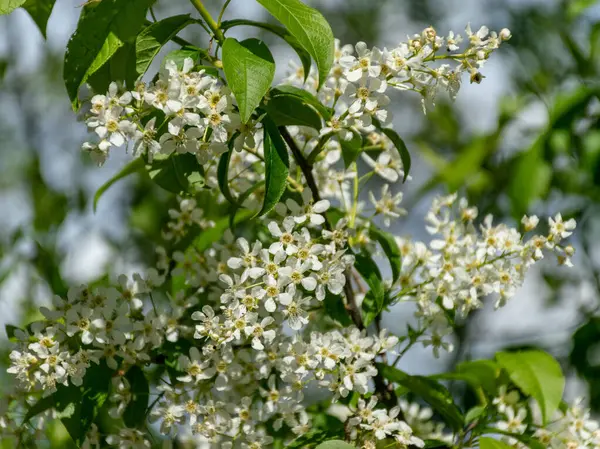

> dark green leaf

[
  {"left": 22, "top": 0, "right": 56, "bottom": 38},
  {"left": 162, "top": 45, "right": 208, "bottom": 71},
  {"left": 369, "top": 226, "right": 402, "bottom": 283},
  {"left": 378, "top": 364, "right": 465, "bottom": 431},
  {"left": 263, "top": 92, "right": 323, "bottom": 129},
  {"left": 496, "top": 350, "right": 564, "bottom": 425},
  {"left": 222, "top": 38, "right": 275, "bottom": 123},
  {"left": 0, "top": 0, "right": 25, "bottom": 15},
  {"left": 229, "top": 180, "right": 265, "bottom": 229},
  {"left": 340, "top": 129, "right": 363, "bottom": 168},
  {"left": 147, "top": 152, "right": 205, "bottom": 195},
  {"left": 5, "top": 324, "right": 21, "bottom": 341},
  {"left": 218, "top": 147, "right": 238, "bottom": 206},
  {"left": 135, "top": 14, "right": 194, "bottom": 78},
  {"left": 323, "top": 292, "right": 353, "bottom": 326},
  {"left": 270, "top": 85, "right": 332, "bottom": 119},
  {"left": 423, "top": 440, "right": 452, "bottom": 449},
  {"left": 256, "top": 0, "right": 334, "bottom": 88},
  {"left": 354, "top": 251, "right": 384, "bottom": 327},
  {"left": 194, "top": 209, "right": 254, "bottom": 253},
  {"left": 220, "top": 18, "right": 311, "bottom": 81},
  {"left": 63, "top": 0, "right": 154, "bottom": 109},
  {"left": 315, "top": 441, "right": 356, "bottom": 449},
  {"left": 287, "top": 429, "right": 345, "bottom": 448},
  {"left": 381, "top": 128, "right": 411, "bottom": 182},
  {"left": 480, "top": 428, "right": 546, "bottom": 449},
  {"left": 123, "top": 366, "right": 149, "bottom": 428},
  {"left": 94, "top": 157, "right": 144, "bottom": 212},
  {"left": 258, "top": 117, "right": 289, "bottom": 216}
]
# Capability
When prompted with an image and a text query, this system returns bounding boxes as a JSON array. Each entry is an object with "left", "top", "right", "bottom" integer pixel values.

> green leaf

[
  {"left": 381, "top": 128, "right": 411, "bottom": 182},
  {"left": 0, "top": 0, "right": 25, "bottom": 15},
  {"left": 372, "top": 118, "right": 411, "bottom": 182},
  {"left": 263, "top": 92, "right": 323, "bottom": 129},
  {"left": 218, "top": 139, "right": 239, "bottom": 205},
  {"left": 229, "top": 180, "right": 265, "bottom": 229},
  {"left": 378, "top": 364, "right": 464, "bottom": 431},
  {"left": 22, "top": 0, "right": 56, "bottom": 38},
  {"left": 93, "top": 157, "right": 144, "bottom": 212},
  {"left": 340, "top": 130, "right": 363, "bottom": 168},
  {"left": 315, "top": 441, "right": 356, "bottom": 449},
  {"left": 123, "top": 366, "right": 149, "bottom": 428},
  {"left": 481, "top": 429, "right": 546, "bottom": 449},
  {"left": 369, "top": 226, "right": 402, "bottom": 283},
  {"left": 162, "top": 45, "right": 208, "bottom": 71},
  {"left": 432, "top": 359, "right": 499, "bottom": 396},
  {"left": 508, "top": 144, "right": 551, "bottom": 218},
  {"left": 479, "top": 437, "right": 515, "bottom": 449},
  {"left": 220, "top": 18, "right": 311, "bottom": 81},
  {"left": 256, "top": 0, "right": 334, "bottom": 88},
  {"left": 135, "top": 14, "right": 195, "bottom": 78},
  {"left": 464, "top": 405, "right": 486, "bottom": 423},
  {"left": 147, "top": 152, "right": 205, "bottom": 195},
  {"left": 354, "top": 251, "right": 384, "bottom": 327},
  {"left": 63, "top": 0, "right": 154, "bottom": 109},
  {"left": 5, "top": 324, "right": 20, "bottom": 341},
  {"left": 287, "top": 429, "right": 345, "bottom": 448},
  {"left": 270, "top": 85, "right": 332, "bottom": 119},
  {"left": 258, "top": 118, "right": 289, "bottom": 216},
  {"left": 423, "top": 440, "right": 452, "bottom": 449},
  {"left": 496, "top": 350, "right": 565, "bottom": 424},
  {"left": 193, "top": 209, "right": 254, "bottom": 252},
  {"left": 222, "top": 37, "right": 275, "bottom": 123},
  {"left": 323, "top": 292, "right": 353, "bottom": 326}
]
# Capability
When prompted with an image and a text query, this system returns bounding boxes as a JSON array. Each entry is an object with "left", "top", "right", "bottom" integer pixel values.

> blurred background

[{"left": 2, "top": 0, "right": 600, "bottom": 444}]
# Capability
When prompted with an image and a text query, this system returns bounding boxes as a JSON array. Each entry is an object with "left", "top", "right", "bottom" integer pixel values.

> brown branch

[{"left": 279, "top": 126, "right": 395, "bottom": 407}]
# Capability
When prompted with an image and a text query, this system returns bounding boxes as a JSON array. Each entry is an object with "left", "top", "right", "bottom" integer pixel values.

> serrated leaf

[
  {"left": 354, "top": 251, "right": 384, "bottom": 327},
  {"left": 0, "top": 0, "right": 25, "bottom": 15},
  {"left": 369, "top": 226, "right": 402, "bottom": 283},
  {"left": 496, "top": 350, "right": 564, "bottom": 425},
  {"left": 147, "top": 152, "right": 205, "bottom": 195},
  {"left": 221, "top": 18, "right": 311, "bottom": 81},
  {"left": 315, "top": 441, "right": 356, "bottom": 449},
  {"left": 377, "top": 364, "right": 464, "bottom": 431},
  {"left": 135, "top": 14, "right": 194, "bottom": 78},
  {"left": 263, "top": 92, "right": 323, "bottom": 129},
  {"left": 123, "top": 366, "right": 149, "bottom": 428},
  {"left": 258, "top": 117, "right": 289, "bottom": 216},
  {"left": 93, "top": 157, "right": 144, "bottom": 212},
  {"left": 256, "top": 0, "right": 334, "bottom": 88},
  {"left": 479, "top": 437, "right": 514, "bottom": 449},
  {"left": 63, "top": 0, "right": 154, "bottom": 109},
  {"left": 222, "top": 38, "right": 275, "bottom": 123},
  {"left": 22, "top": 0, "right": 56, "bottom": 38}
]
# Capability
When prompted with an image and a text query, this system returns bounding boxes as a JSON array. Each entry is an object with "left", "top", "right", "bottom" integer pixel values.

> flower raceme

[{"left": 1, "top": 18, "right": 583, "bottom": 449}]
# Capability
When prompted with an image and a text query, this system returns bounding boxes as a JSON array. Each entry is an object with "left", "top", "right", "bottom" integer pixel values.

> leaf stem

[
  {"left": 189, "top": 0, "right": 226, "bottom": 43},
  {"left": 217, "top": 0, "right": 233, "bottom": 26}
]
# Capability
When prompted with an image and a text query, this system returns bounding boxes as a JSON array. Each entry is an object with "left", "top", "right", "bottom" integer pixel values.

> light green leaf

[
  {"left": 432, "top": 359, "right": 499, "bottom": 395},
  {"left": 162, "top": 45, "right": 207, "bottom": 71},
  {"left": 354, "top": 251, "right": 384, "bottom": 327},
  {"left": 63, "top": 0, "right": 154, "bottom": 109},
  {"left": 369, "top": 226, "right": 402, "bottom": 283},
  {"left": 222, "top": 37, "right": 275, "bottom": 123},
  {"left": 22, "top": 0, "right": 56, "bottom": 38},
  {"left": 147, "top": 153, "right": 205, "bottom": 195},
  {"left": 479, "top": 437, "right": 515, "bottom": 449},
  {"left": 221, "top": 18, "right": 311, "bottom": 81},
  {"left": 122, "top": 366, "right": 149, "bottom": 428},
  {"left": 258, "top": 117, "right": 289, "bottom": 216},
  {"left": 0, "top": 0, "right": 25, "bottom": 15},
  {"left": 135, "top": 14, "right": 194, "bottom": 78},
  {"left": 194, "top": 209, "right": 254, "bottom": 252},
  {"left": 464, "top": 405, "right": 486, "bottom": 423},
  {"left": 496, "top": 350, "right": 565, "bottom": 424},
  {"left": 256, "top": 0, "right": 334, "bottom": 88},
  {"left": 315, "top": 441, "right": 356, "bottom": 449},
  {"left": 263, "top": 92, "right": 323, "bottom": 129},
  {"left": 287, "top": 429, "right": 345, "bottom": 448},
  {"left": 378, "top": 364, "right": 465, "bottom": 431},
  {"left": 93, "top": 157, "right": 144, "bottom": 212}
]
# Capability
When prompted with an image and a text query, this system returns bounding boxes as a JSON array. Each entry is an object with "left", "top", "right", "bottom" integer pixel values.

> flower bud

[{"left": 500, "top": 28, "right": 512, "bottom": 41}]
